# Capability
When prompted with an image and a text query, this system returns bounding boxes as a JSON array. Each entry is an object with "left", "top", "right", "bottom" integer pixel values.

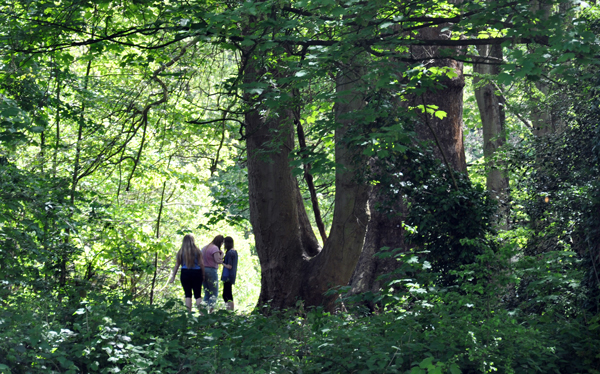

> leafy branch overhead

[
  {"left": 0, "top": 0, "right": 600, "bottom": 372},
  {"left": 4, "top": 1, "right": 596, "bottom": 83}
]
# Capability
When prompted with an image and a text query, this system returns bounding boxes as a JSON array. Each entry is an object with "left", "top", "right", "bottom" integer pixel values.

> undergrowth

[{"left": 2, "top": 245, "right": 599, "bottom": 374}]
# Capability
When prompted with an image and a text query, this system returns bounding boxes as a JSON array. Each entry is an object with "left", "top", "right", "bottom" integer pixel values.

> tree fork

[
  {"left": 295, "top": 116, "right": 328, "bottom": 245},
  {"left": 302, "top": 63, "right": 371, "bottom": 310}
]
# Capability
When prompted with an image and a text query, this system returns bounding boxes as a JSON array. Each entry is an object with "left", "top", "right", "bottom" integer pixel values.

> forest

[{"left": 1, "top": 0, "right": 599, "bottom": 372}]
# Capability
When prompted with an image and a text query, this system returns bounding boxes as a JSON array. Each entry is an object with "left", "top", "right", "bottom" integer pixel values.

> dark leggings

[
  {"left": 180, "top": 268, "right": 203, "bottom": 299},
  {"left": 223, "top": 281, "right": 233, "bottom": 302}
]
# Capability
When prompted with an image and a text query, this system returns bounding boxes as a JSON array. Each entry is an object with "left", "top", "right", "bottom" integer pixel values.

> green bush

[{"left": 2, "top": 246, "right": 600, "bottom": 374}]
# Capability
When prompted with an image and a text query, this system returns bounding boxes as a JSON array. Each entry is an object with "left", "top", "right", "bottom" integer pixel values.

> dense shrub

[{"left": 2, "top": 243, "right": 600, "bottom": 374}]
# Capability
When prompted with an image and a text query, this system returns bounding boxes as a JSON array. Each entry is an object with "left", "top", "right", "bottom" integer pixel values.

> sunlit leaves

[{"left": 412, "top": 104, "right": 448, "bottom": 120}]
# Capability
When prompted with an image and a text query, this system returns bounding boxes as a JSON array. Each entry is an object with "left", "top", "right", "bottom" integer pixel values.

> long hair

[
  {"left": 224, "top": 236, "right": 234, "bottom": 252},
  {"left": 211, "top": 235, "right": 224, "bottom": 249},
  {"left": 177, "top": 234, "right": 204, "bottom": 272}
]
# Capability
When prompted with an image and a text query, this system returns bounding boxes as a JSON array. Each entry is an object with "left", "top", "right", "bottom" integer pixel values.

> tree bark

[
  {"left": 474, "top": 44, "right": 509, "bottom": 221},
  {"left": 302, "top": 65, "right": 371, "bottom": 309},
  {"left": 531, "top": 81, "right": 554, "bottom": 137},
  {"left": 348, "top": 175, "right": 407, "bottom": 303},
  {"left": 150, "top": 178, "right": 167, "bottom": 305},
  {"left": 244, "top": 53, "right": 370, "bottom": 310},
  {"left": 349, "top": 24, "right": 467, "bottom": 301},
  {"left": 411, "top": 26, "right": 467, "bottom": 172},
  {"left": 53, "top": 69, "right": 60, "bottom": 178},
  {"left": 246, "top": 107, "right": 308, "bottom": 309},
  {"left": 244, "top": 54, "right": 317, "bottom": 309},
  {"left": 530, "top": 0, "right": 554, "bottom": 137},
  {"left": 296, "top": 119, "right": 328, "bottom": 246}
]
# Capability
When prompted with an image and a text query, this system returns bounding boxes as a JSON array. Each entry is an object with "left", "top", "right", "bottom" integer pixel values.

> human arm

[
  {"left": 231, "top": 250, "right": 238, "bottom": 272},
  {"left": 228, "top": 250, "right": 238, "bottom": 284},
  {"left": 223, "top": 250, "right": 233, "bottom": 270},
  {"left": 223, "top": 250, "right": 237, "bottom": 270},
  {"left": 225, "top": 250, "right": 237, "bottom": 272},
  {"left": 169, "top": 256, "right": 181, "bottom": 283},
  {"left": 213, "top": 250, "right": 224, "bottom": 265}
]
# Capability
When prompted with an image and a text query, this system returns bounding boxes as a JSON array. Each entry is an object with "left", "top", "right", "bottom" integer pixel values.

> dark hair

[
  {"left": 212, "top": 235, "right": 224, "bottom": 248},
  {"left": 224, "top": 236, "right": 234, "bottom": 251}
]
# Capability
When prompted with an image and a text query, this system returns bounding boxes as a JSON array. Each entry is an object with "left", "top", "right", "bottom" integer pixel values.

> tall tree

[
  {"left": 350, "top": 22, "right": 467, "bottom": 300},
  {"left": 234, "top": 0, "right": 595, "bottom": 309},
  {"left": 2, "top": 0, "right": 597, "bottom": 309},
  {"left": 473, "top": 44, "right": 509, "bottom": 221},
  {"left": 242, "top": 19, "right": 371, "bottom": 307}
]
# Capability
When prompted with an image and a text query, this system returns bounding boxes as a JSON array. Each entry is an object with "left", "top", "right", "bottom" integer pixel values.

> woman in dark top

[
  {"left": 221, "top": 236, "right": 238, "bottom": 311},
  {"left": 169, "top": 234, "right": 205, "bottom": 312}
]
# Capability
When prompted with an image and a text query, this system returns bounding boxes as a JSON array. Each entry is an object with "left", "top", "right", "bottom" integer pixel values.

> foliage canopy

[{"left": 1, "top": 0, "right": 600, "bottom": 372}]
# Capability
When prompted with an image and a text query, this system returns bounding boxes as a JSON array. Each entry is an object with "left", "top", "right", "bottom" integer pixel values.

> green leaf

[
  {"left": 449, "top": 364, "right": 461, "bottom": 374},
  {"left": 496, "top": 72, "right": 513, "bottom": 85},
  {"left": 419, "top": 357, "right": 434, "bottom": 369},
  {"left": 30, "top": 126, "right": 45, "bottom": 133},
  {"left": 434, "top": 110, "right": 447, "bottom": 120},
  {"left": 557, "top": 52, "right": 575, "bottom": 63},
  {"left": 1, "top": 108, "right": 20, "bottom": 117},
  {"left": 241, "top": 38, "right": 255, "bottom": 46}
]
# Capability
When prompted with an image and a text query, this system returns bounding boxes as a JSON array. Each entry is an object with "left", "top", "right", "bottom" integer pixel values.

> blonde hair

[{"left": 177, "top": 234, "right": 204, "bottom": 272}]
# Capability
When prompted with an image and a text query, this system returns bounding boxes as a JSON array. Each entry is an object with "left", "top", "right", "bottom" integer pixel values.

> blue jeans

[{"left": 203, "top": 267, "right": 219, "bottom": 307}]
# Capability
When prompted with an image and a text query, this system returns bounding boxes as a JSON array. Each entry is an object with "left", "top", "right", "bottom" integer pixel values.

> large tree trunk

[
  {"left": 530, "top": 0, "right": 554, "bottom": 137},
  {"left": 348, "top": 175, "right": 408, "bottom": 303},
  {"left": 474, "top": 44, "right": 509, "bottom": 221},
  {"left": 244, "top": 54, "right": 370, "bottom": 310},
  {"left": 349, "top": 24, "right": 466, "bottom": 300},
  {"left": 411, "top": 27, "right": 467, "bottom": 172},
  {"left": 531, "top": 81, "right": 554, "bottom": 137},
  {"left": 302, "top": 64, "right": 371, "bottom": 309},
  {"left": 526, "top": 0, "right": 560, "bottom": 255},
  {"left": 244, "top": 65, "right": 313, "bottom": 309}
]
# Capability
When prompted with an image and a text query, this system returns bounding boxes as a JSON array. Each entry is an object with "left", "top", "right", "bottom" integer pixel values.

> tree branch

[{"left": 124, "top": 36, "right": 201, "bottom": 191}]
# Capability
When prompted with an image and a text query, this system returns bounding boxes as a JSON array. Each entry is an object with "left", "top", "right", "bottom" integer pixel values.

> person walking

[
  {"left": 202, "top": 235, "right": 224, "bottom": 311},
  {"left": 221, "top": 236, "right": 238, "bottom": 311},
  {"left": 169, "top": 234, "right": 204, "bottom": 312}
]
